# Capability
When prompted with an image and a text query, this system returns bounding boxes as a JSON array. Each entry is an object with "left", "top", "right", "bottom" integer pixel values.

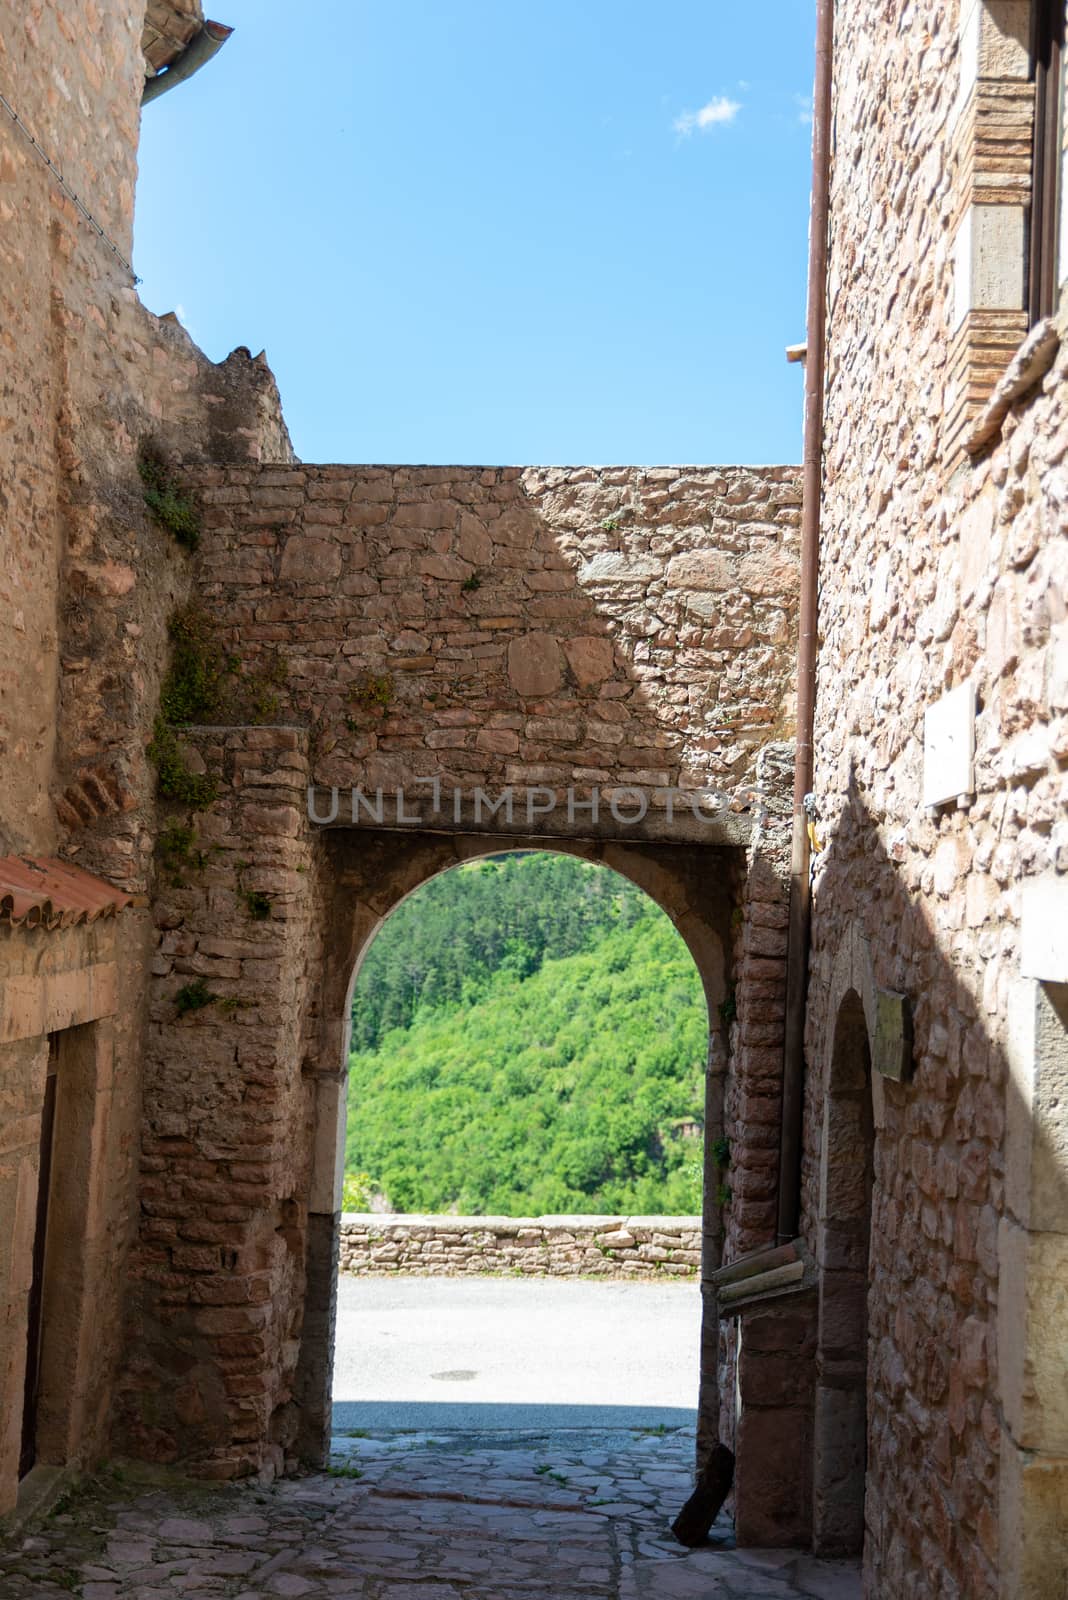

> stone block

[
  {"left": 506, "top": 634, "right": 565, "bottom": 697},
  {"left": 734, "top": 1403, "right": 812, "bottom": 1548}
]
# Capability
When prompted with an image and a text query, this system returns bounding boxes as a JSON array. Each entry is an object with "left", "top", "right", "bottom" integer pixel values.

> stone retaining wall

[{"left": 338, "top": 1214, "right": 703, "bottom": 1278}]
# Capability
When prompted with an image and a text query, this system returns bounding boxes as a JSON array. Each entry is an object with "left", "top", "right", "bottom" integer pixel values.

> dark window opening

[{"left": 1029, "top": 0, "right": 1065, "bottom": 323}]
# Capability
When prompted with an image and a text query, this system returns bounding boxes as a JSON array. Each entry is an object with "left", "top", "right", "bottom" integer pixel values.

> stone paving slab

[{"left": 0, "top": 1429, "right": 860, "bottom": 1600}]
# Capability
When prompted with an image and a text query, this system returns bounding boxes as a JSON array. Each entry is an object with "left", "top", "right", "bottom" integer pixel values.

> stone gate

[{"left": 115, "top": 462, "right": 803, "bottom": 1481}]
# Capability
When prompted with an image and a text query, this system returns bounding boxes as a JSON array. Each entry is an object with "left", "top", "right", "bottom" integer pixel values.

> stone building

[
  {"left": 795, "top": 2, "right": 1068, "bottom": 1594},
  {"left": 0, "top": 2, "right": 1065, "bottom": 1598}
]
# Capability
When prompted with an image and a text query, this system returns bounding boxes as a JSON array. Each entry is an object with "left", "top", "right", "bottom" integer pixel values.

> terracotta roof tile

[{"left": 0, "top": 856, "right": 134, "bottom": 931}]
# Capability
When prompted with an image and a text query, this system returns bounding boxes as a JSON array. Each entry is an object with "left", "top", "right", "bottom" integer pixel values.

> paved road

[
  {"left": 2, "top": 1430, "right": 862, "bottom": 1599},
  {"left": 1, "top": 1278, "right": 865, "bottom": 1599},
  {"left": 332, "top": 1275, "right": 701, "bottom": 1433}
]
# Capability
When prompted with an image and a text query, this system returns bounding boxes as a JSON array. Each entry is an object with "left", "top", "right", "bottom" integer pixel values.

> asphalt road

[{"left": 331, "top": 1275, "right": 701, "bottom": 1434}]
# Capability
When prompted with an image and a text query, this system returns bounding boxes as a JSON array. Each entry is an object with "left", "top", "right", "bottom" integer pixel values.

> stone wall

[
  {"left": 111, "top": 463, "right": 801, "bottom": 1475},
  {"left": 0, "top": 0, "right": 292, "bottom": 1511},
  {"left": 0, "top": 1, "right": 292, "bottom": 877},
  {"left": 715, "top": 742, "right": 797, "bottom": 1505},
  {"left": 802, "top": 2, "right": 1068, "bottom": 1595},
  {"left": 119, "top": 726, "right": 322, "bottom": 1482},
  {"left": 183, "top": 463, "right": 801, "bottom": 823},
  {"left": 337, "top": 1214, "right": 702, "bottom": 1278}
]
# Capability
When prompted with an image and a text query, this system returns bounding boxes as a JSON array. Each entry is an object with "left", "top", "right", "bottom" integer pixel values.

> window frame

[{"left": 1028, "top": 0, "right": 1065, "bottom": 323}]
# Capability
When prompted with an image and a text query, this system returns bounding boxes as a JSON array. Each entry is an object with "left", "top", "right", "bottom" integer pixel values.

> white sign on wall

[
  {"left": 1021, "top": 877, "right": 1068, "bottom": 984},
  {"left": 923, "top": 682, "right": 976, "bottom": 808}
]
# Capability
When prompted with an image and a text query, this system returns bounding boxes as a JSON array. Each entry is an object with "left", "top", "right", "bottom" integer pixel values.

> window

[{"left": 1028, "top": 0, "right": 1065, "bottom": 322}]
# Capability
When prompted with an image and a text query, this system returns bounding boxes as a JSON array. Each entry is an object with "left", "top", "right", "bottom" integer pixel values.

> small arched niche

[{"left": 812, "top": 987, "right": 875, "bottom": 1556}]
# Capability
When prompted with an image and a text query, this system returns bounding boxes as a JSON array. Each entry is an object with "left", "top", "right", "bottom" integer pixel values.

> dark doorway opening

[{"left": 20, "top": 1033, "right": 60, "bottom": 1480}]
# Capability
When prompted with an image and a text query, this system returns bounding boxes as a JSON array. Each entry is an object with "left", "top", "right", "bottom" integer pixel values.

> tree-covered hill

[{"left": 345, "top": 853, "right": 708, "bottom": 1215}]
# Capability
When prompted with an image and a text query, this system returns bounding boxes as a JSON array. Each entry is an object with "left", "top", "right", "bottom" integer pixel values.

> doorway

[
  {"left": 812, "top": 989, "right": 875, "bottom": 1554},
  {"left": 19, "top": 1033, "right": 60, "bottom": 1480},
  {"left": 294, "top": 828, "right": 735, "bottom": 1469}
]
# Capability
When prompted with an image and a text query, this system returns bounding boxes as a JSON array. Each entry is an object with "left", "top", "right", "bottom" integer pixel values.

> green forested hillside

[{"left": 345, "top": 854, "right": 707, "bottom": 1215}]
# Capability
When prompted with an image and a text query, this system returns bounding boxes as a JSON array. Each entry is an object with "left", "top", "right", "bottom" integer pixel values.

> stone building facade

[
  {"left": 0, "top": 3, "right": 1066, "bottom": 1599},
  {"left": 0, "top": 0, "right": 290, "bottom": 1519},
  {"left": 707, "top": 4, "right": 1068, "bottom": 1593},
  {"left": 799, "top": 2, "right": 1068, "bottom": 1595}
]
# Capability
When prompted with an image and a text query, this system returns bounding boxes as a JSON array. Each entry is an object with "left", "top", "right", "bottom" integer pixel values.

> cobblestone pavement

[{"left": 1, "top": 1429, "right": 861, "bottom": 1599}]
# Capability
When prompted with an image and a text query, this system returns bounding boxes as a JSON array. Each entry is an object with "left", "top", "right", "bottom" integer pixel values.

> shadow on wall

[
  {"left": 754, "top": 765, "right": 1068, "bottom": 1598},
  {"left": 183, "top": 462, "right": 802, "bottom": 837}
]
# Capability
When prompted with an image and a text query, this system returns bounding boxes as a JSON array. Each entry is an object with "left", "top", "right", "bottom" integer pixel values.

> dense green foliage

[
  {"left": 345, "top": 855, "right": 707, "bottom": 1215},
  {"left": 352, "top": 853, "right": 650, "bottom": 1052}
]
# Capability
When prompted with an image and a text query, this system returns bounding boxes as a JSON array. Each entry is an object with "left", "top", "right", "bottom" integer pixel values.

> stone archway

[
  {"left": 812, "top": 984, "right": 876, "bottom": 1555},
  {"left": 294, "top": 828, "right": 736, "bottom": 1465},
  {"left": 119, "top": 725, "right": 792, "bottom": 1488}
]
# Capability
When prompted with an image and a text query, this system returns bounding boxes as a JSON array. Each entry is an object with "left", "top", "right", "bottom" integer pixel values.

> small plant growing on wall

[
  {"left": 150, "top": 608, "right": 291, "bottom": 809},
  {"left": 158, "top": 605, "right": 288, "bottom": 727},
  {"left": 139, "top": 444, "right": 201, "bottom": 551},
  {"left": 243, "top": 649, "right": 288, "bottom": 722},
  {"left": 159, "top": 604, "right": 235, "bottom": 724},
  {"left": 461, "top": 572, "right": 481, "bottom": 592},
  {"left": 148, "top": 718, "right": 219, "bottom": 809},
  {"left": 242, "top": 888, "right": 272, "bottom": 921},
  {"left": 234, "top": 858, "right": 273, "bottom": 921},
  {"left": 157, "top": 821, "right": 205, "bottom": 886},
  {"left": 174, "top": 977, "right": 217, "bottom": 1017},
  {"left": 348, "top": 672, "right": 394, "bottom": 717},
  {"left": 218, "top": 995, "right": 251, "bottom": 1015}
]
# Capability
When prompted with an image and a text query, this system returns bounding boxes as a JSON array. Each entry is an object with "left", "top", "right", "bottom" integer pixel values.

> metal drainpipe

[
  {"left": 777, "top": 0, "right": 834, "bottom": 1245},
  {"left": 142, "top": 22, "right": 234, "bottom": 105}
]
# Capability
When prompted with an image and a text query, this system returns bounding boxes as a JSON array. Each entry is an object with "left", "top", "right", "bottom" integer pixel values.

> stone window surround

[{"left": 948, "top": 0, "right": 1068, "bottom": 461}]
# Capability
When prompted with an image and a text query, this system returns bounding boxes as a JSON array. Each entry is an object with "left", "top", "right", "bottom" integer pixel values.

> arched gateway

[{"left": 118, "top": 463, "right": 802, "bottom": 1488}]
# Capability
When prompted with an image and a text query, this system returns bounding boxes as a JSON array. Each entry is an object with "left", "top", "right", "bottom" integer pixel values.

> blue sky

[{"left": 134, "top": 2, "right": 815, "bottom": 466}]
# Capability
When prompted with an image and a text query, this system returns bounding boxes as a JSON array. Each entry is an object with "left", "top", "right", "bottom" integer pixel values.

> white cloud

[
  {"left": 673, "top": 95, "right": 741, "bottom": 137},
  {"left": 795, "top": 92, "right": 813, "bottom": 127}
]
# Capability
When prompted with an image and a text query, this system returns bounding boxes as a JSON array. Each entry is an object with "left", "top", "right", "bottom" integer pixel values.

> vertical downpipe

[{"left": 777, "top": 0, "right": 834, "bottom": 1245}]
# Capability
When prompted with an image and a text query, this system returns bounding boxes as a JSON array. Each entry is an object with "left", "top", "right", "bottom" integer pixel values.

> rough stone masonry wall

[
  {"left": 136, "top": 455, "right": 802, "bottom": 1489},
  {"left": 0, "top": 0, "right": 291, "bottom": 1511},
  {"left": 338, "top": 1215, "right": 702, "bottom": 1278},
  {"left": 806, "top": 2, "right": 1068, "bottom": 1596},
  {"left": 183, "top": 463, "right": 801, "bottom": 817},
  {"left": 119, "top": 726, "right": 323, "bottom": 1482},
  {"left": 716, "top": 741, "right": 796, "bottom": 1506},
  {"left": 0, "top": 0, "right": 292, "bottom": 877}
]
